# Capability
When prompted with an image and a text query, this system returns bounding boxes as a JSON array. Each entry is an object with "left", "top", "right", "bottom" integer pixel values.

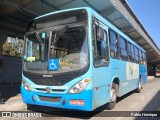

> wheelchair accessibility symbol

[{"left": 49, "top": 59, "right": 59, "bottom": 71}]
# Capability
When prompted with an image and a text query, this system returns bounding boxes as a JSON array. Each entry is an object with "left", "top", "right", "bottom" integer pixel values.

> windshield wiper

[
  {"left": 35, "top": 30, "right": 44, "bottom": 45},
  {"left": 53, "top": 25, "right": 69, "bottom": 44}
]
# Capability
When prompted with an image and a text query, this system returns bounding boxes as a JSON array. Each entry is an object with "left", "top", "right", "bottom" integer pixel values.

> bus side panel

[
  {"left": 139, "top": 64, "right": 147, "bottom": 85},
  {"left": 118, "top": 60, "right": 129, "bottom": 96},
  {"left": 92, "top": 59, "right": 121, "bottom": 109},
  {"left": 92, "top": 59, "right": 124, "bottom": 109},
  {"left": 92, "top": 66, "right": 111, "bottom": 110},
  {"left": 119, "top": 62, "right": 140, "bottom": 96},
  {"left": 108, "top": 60, "right": 137, "bottom": 98}
]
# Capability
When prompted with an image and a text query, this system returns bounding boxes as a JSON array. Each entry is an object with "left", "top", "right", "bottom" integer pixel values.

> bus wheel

[
  {"left": 107, "top": 83, "right": 117, "bottom": 110},
  {"left": 136, "top": 79, "right": 142, "bottom": 93},
  {"left": 27, "top": 104, "right": 33, "bottom": 110},
  {"left": 27, "top": 104, "right": 39, "bottom": 111}
]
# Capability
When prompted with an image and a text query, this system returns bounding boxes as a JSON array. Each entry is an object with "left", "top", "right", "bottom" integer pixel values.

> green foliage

[{"left": 2, "top": 37, "right": 24, "bottom": 57}]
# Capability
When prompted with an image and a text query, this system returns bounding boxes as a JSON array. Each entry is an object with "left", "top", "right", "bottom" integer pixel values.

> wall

[
  {"left": 0, "top": 31, "right": 7, "bottom": 53},
  {"left": 0, "top": 56, "right": 22, "bottom": 86}
]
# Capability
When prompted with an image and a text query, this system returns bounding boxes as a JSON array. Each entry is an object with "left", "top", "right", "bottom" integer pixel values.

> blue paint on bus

[{"left": 21, "top": 7, "right": 147, "bottom": 111}]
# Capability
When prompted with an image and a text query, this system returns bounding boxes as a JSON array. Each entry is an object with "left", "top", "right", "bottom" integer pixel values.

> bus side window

[
  {"left": 109, "top": 30, "right": 119, "bottom": 59},
  {"left": 119, "top": 36, "right": 128, "bottom": 61},
  {"left": 93, "top": 25, "right": 109, "bottom": 67},
  {"left": 142, "top": 52, "right": 146, "bottom": 65},
  {"left": 139, "top": 50, "right": 143, "bottom": 64},
  {"left": 134, "top": 46, "right": 139, "bottom": 63},
  {"left": 128, "top": 43, "right": 132, "bottom": 61},
  {"left": 129, "top": 43, "right": 135, "bottom": 62}
]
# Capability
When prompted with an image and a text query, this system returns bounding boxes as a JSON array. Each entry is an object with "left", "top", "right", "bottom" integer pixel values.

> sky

[{"left": 127, "top": 0, "right": 160, "bottom": 49}]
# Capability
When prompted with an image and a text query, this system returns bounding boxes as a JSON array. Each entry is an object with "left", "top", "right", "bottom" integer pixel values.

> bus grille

[
  {"left": 36, "top": 88, "right": 66, "bottom": 92},
  {"left": 38, "top": 96, "right": 61, "bottom": 102}
]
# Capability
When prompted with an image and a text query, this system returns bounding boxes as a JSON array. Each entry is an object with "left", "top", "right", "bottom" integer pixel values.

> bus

[
  {"left": 21, "top": 7, "right": 147, "bottom": 111},
  {"left": 155, "top": 64, "right": 160, "bottom": 77}
]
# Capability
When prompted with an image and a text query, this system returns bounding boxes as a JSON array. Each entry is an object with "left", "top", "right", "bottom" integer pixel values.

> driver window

[{"left": 93, "top": 24, "right": 109, "bottom": 67}]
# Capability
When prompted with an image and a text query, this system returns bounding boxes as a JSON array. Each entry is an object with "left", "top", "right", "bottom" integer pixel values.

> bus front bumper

[{"left": 21, "top": 87, "right": 92, "bottom": 111}]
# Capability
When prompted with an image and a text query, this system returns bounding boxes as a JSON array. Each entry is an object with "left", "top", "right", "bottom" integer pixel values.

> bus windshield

[
  {"left": 24, "top": 31, "right": 49, "bottom": 73},
  {"left": 24, "top": 25, "right": 89, "bottom": 74},
  {"left": 23, "top": 9, "right": 89, "bottom": 74}
]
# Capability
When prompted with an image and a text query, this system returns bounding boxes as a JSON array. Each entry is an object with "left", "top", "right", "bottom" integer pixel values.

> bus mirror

[{"left": 97, "top": 27, "right": 104, "bottom": 41}]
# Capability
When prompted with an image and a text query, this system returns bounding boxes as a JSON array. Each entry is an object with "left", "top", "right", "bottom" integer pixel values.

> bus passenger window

[
  {"left": 142, "top": 52, "right": 146, "bottom": 65},
  {"left": 128, "top": 43, "right": 135, "bottom": 62},
  {"left": 131, "top": 44, "right": 135, "bottom": 62},
  {"left": 128, "top": 43, "right": 131, "bottom": 61},
  {"left": 139, "top": 50, "right": 143, "bottom": 64},
  {"left": 134, "top": 47, "right": 139, "bottom": 63},
  {"left": 119, "top": 36, "right": 128, "bottom": 61},
  {"left": 109, "top": 30, "right": 119, "bottom": 59},
  {"left": 93, "top": 26, "right": 109, "bottom": 67}
]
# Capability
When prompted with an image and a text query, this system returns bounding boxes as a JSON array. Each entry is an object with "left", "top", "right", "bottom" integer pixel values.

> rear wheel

[
  {"left": 107, "top": 83, "right": 117, "bottom": 110},
  {"left": 136, "top": 79, "right": 142, "bottom": 93}
]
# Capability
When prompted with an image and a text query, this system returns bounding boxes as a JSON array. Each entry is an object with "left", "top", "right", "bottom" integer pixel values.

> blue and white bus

[{"left": 21, "top": 7, "right": 147, "bottom": 111}]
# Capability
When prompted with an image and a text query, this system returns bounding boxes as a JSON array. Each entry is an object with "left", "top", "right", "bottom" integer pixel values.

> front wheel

[
  {"left": 27, "top": 104, "right": 31, "bottom": 110},
  {"left": 107, "top": 83, "right": 117, "bottom": 110},
  {"left": 26, "top": 104, "right": 35, "bottom": 110}
]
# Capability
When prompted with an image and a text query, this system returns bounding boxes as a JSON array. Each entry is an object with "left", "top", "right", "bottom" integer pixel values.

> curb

[{"left": 147, "top": 76, "right": 154, "bottom": 80}]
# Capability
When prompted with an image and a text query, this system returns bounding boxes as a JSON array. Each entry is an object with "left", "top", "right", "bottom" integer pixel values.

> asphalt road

[{"left": 1, "top": 77, "right": 160, "bottom": 120}]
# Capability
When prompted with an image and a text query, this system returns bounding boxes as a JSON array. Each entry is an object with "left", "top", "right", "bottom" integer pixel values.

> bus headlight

[
  {"left": 22, "top": 80, "right": 32, "bottom": 91},
  {"left": 68, "top": 78, "right": 90, "bottom": 94}
]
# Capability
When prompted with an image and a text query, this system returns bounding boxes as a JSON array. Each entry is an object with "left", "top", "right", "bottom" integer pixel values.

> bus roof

[{"left": 35, "top": 7, "right": 90, "bottom": 20}]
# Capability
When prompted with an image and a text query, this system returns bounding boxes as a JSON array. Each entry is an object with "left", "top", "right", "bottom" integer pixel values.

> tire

[
  {"left": 107, "top": 83, "right": 117, "bottom": 110},
  {"left": 27, "top": 104, "right": 34, "bottom": 110},
  {"left": 136, "top": 79, "right": 142, "bottom": 93}
]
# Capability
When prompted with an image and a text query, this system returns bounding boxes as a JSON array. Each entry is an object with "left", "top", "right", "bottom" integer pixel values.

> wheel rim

[
  {"left": 111, "top": 89, "right": 116, "bottom": 102},
  {"left": 139, "top": 81, "right": 141, "bottom": 89}
]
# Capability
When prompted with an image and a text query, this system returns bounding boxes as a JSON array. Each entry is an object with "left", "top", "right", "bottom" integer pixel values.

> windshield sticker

[
  {"left": 49, "top": 59, "right": 59, "bottom": 71},
  {"left": 26, "top": 57, "right": 35, "bottom": 61},
  {"left": 59, "top": 58, "right": 73, "bottom": 70},
  {"left": 42, "top": 32, "right": 46, "bottom": 39}
]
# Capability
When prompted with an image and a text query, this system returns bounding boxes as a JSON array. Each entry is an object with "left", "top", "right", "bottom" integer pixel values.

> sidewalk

[
  {"left": 147, "top": 76, "right": 155, "bottom": 80},
  {"left": 0, "top": 94, "right": 26, "bottom": 111}
]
